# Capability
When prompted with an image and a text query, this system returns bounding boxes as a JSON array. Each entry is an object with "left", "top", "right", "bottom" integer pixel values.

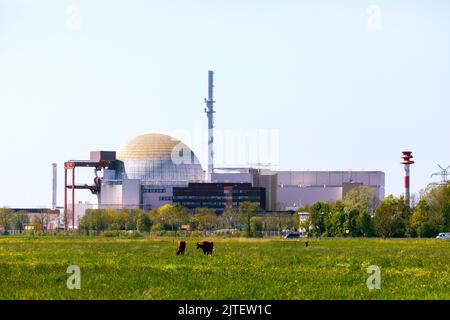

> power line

[{"left": 430, "top": 164, "right": 450, "bottom": 185}]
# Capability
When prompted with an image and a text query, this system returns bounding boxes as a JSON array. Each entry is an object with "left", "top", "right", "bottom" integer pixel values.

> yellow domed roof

[
  {"left": 118, "top": 133, "right": 204, "bottom": 183},
  {"left": 119, "top": 133, "right": 187, "bottom": 161}
]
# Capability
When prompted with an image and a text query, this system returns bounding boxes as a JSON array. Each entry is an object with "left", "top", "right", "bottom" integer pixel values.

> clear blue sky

[{"left": 1, "top": 0, "right": 449, "bottom": 207}]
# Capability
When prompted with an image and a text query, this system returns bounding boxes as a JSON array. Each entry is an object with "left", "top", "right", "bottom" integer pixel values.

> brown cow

[
  {"left": 197, "top": 241, "right": 214, "bottom": 255},
  {"left": 176, "top": 240, "right": 187, "bottom": 255}
]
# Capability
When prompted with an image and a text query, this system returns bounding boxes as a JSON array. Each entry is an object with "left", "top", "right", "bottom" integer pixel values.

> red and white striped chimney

[{"left": 401, "top": 151, "right": 414, "bottom": 207}]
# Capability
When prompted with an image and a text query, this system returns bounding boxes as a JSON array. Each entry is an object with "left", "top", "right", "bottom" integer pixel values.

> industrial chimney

[
  {"left": 204, "top": 70, "right": 215, "bottom": 182},
  {"left": 52, "top": 163, "right": 57, "bottom": 210},
  {"left": 401, "top": 151, "right": 414, "bottom": 207}
]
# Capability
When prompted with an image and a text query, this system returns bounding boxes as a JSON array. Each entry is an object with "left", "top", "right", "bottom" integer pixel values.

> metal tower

[
  {"left": 401, "top": 151, "right": 414, "bottom": 207},
  {"left": 204, "top": 70, "right": 215, "bottom": 182},
  {"left": 431, "top": 164, "right": 450, "bottom": 185},
  {"left": 52, "top": 163, "right": 57, "bottom": 210}
]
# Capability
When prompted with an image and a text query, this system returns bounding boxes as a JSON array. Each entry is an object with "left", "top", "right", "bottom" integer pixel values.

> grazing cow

[
  {"left": 176, "top": 240, "right": 187, "bottom": 255},
  {"left": 197, "top": 241, "right": 214, "bottom": 255}
]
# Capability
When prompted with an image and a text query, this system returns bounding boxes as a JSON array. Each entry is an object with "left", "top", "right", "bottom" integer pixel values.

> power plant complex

[{"left": 56, "top": 71, "right": 386, "bottom": 229}]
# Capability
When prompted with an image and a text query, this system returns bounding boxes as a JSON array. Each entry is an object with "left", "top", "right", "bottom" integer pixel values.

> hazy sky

[{"left": 1, "top": 0, "right": 449, "bottom": 207}]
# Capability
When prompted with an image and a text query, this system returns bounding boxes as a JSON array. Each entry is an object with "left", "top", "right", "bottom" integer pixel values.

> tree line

[
  {"left": 79, "top": 202, "right": 298, "bottom": 236},
  {"left": 2, "top": 182, "right": 449, "bottom": 238},
  {"left": 0, "top": 209, "right": 47, "bottom": 233},
  {"left": 300, "top": 183, "right": 450, "bottom": 238}
]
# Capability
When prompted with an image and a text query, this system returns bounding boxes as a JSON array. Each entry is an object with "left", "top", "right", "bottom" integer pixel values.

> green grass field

[{"left": 0, "top": 236, "right": 449, "bottom": 300}]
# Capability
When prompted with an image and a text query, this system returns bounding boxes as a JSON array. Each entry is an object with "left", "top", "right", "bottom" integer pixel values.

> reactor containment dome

[{"left": 118, "top": 133, "right": 204, "bottom": 184}]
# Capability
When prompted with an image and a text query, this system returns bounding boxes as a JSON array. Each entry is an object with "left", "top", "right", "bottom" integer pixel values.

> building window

[{"left": 143, "top": 187, "right": 167, "bottom": 193}]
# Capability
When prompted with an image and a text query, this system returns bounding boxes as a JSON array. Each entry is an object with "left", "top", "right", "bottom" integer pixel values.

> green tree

[
  {"left": 149, "top": 209, "right": 163, "bottom": 231},
  {"left": 418, "top": 183, "right": 450, "bottom": 233},
  {"left": 344, "top": 208, "right": 360, "bottom": 236},
  {"left": 136, "top": 210, "right": 153, "bottom": 232},
  {"left": 79, "top": 215, "right": 89, "bottom": 233},
  {"left": 307, "top": 201, "right": 330, "bottom": 237},
  {"left": 87, "top": 209, "right": 111, "bottom": 231},
  {"left": 11, "top": 211, "right": 29, "bottom": 232},
  {"left": 343, "top": 185, "right": 377, "bottom": 213},
  {"left": 194, "top": 208, "right": 217, "bottom": 231},
  {"left": 260, "top": 213, "right": 296, "bottom": 232},
  {"left": 355, "top": 211, "right": 374, "bottom": 237},
  {"left": 276, "top": 212, "right": 297, "bottom": 231},
  {"left": 250, "top": 216, "right": 264, "bottom": 236},
  {"left": 238, "top": 202, "right": 261, "bottom": 236},
  {"left": 110, "top": 209, "right": 127, "bottom": 230},
  {"left": 219, "top": 206, "right": 239, "bottom": 229},
  {"left": 437, "top": 184, "right": 450, "bottom": 229},
  {"left": 324, "top": 201, "right": 346, "bottom": 237},
  {"left": 0, "top": 208, "right": 13, "bottom": 233},
  {"left": 261, "top": 215, "right": 279, "bottom": 231},
  {"left": 373, "top": 195, "right": 411, "bottom": 238},
  {"left": 341, "top": 186, "right": 377, "bottom": 237},
  {"left": 410, "top": 199, "right": 440, "bottom": 237},
  {"left": 157, "top": 204, "right": 187, "bottom": 230}
]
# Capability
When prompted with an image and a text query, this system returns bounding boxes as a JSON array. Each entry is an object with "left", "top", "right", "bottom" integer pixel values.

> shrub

[
  {"left": 151, "top": 223, "right": 164, "bottom": 231},
  {"left": 127, "top": 231, "right": 143, "bottom": 239},
  {"left": 101, "top": 230, "right": 121, "bottom": 237}
]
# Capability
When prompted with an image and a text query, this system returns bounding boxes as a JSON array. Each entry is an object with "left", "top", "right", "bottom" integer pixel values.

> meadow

[{"left": 0, "top": 236, "right": 449, "bottom": 300}]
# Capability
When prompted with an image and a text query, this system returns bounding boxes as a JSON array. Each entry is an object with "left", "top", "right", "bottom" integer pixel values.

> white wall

[
  {"left": 69, "top": 202, "right": 96, "bottom": 227},
  {"left": 211, "top": 172, "right": 253, "bottom": 184},
  {"left": 276, "top": 171, "right": 385, "bottom": 209},
  {"left": 277, "top": 186, "right": 342, "bottom": 208},
  {"left": 99, "top": 183, "right": 122, "bottom": 208},
  {"left": 142, "top": 185, "right": 173, "bottom": 210},
  {"left": 122, "top": 179, "right": 141, "bottom": 209},
  {"left": 277, "top": 171, "right": 385, "bottom": 187}
]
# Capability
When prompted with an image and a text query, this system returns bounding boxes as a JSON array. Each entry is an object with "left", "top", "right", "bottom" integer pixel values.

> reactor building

[
  {"left": 100, "top": 133, "right": 204, "bottom": 210},
  {"left": 64, "top": 134, "right": 384, "bottom": 219},
  {"left": 75, "top": 133, "right": 270, "bottom": 214},
  {"left": 62, "top": 71, "right": 385, "bottom": 229}
]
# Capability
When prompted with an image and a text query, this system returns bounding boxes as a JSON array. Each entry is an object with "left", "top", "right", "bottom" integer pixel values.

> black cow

[{"left": 197, "top": 241, "right": 214, "bottom": 255}]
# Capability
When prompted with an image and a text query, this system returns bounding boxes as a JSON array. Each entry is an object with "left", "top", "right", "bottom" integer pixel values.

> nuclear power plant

[{"left": 56, "top": 71, "right": 386, "bottom": 230}]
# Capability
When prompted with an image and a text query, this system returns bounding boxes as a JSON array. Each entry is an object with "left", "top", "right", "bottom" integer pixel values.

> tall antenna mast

[
  {"left": 52, "top": 163, "right": 57, "bottom": 210},
  {"left": 204, "top": 70, "right": 215, "bottom": 182},
  {"left": 431, "top": 164, "right": 450, "bottom": 185}
]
